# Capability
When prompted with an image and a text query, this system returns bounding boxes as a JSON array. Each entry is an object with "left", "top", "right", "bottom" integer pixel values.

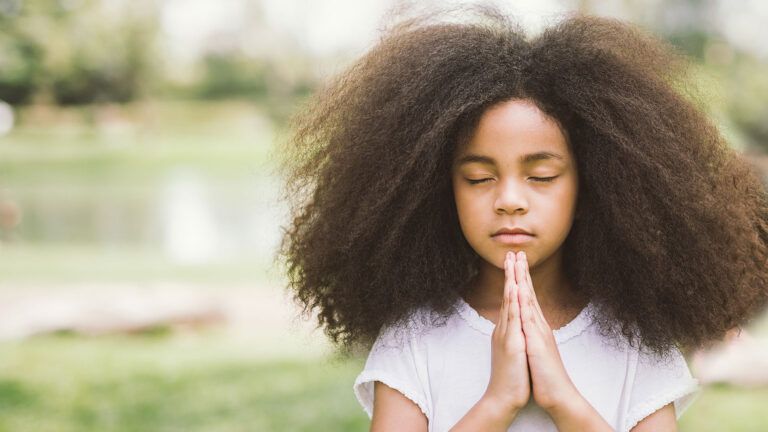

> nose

[{"left": 494, "top": 177, "right": 528, "bottom": 215}]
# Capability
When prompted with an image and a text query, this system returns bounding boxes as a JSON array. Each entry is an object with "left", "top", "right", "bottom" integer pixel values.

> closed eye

[
  {"left": 465, "top": 176, "right": 558, "bottom": 185},
  {"left": 466, "top": 178, "right": 492, "bottom": 185},
  {"left": 530, "top": 176, "right": 557, "bottom": 183}
]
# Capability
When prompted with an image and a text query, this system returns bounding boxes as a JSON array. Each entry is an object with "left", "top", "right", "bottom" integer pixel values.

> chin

[
  {"left": 490, "top": 248, "right": 531, "bottom": 268},
  {"left": 508, "top": 248, "right": 537, "bottom": 268}
]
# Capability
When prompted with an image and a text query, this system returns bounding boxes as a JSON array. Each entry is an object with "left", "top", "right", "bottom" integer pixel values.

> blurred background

[{"left": 0, "top": 0, "right": 767, "bottom": 430}]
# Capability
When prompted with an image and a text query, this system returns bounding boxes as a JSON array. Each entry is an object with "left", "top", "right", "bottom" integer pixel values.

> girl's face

[{"left": 451, "top": 98, "right": 578, "bottom": 271}]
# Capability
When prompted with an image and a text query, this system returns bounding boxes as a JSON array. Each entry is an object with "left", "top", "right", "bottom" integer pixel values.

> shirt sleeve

[
  {"left": 622, "top": 345, "right": 701, "bottom": 431},
  {"left": 352, "top": 321, "right": 431, "bottom": 420}
]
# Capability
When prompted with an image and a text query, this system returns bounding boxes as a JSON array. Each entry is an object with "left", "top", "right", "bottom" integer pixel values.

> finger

[
  {"left": 522, "top": 253, "right": 546, "bottom": 324},
  {"left": 497, "top": 252, "right": 511, "bottom": 335},
  {"left": 507, "top": 252, "right": 521, "bottom": 332},
  {"left": 507, "top": 252, "right": 525, "bottom": 346},
  {"left": 516, "top": 253, "right": 534, "bottom": 319},
  {"left": 504, "top": 251, "right": 517, "bottom": 321},
  {"left": 508, "top": 272, "right": 522, "bottom": 335},
  {"left": 514, "top": 251, "right": 526, "bottom": 288},
  {"left": 516, "top": 256, "right": 536, "bottom": 333}
]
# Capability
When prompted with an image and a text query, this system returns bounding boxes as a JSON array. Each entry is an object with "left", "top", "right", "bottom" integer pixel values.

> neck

[{"left": 465, "top": 248, "right": 585, "bottom": 315}]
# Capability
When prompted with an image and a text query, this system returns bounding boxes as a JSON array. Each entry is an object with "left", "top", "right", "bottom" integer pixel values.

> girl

[{"left": 275, "top": 5, "right": 768, "bottom": 432}]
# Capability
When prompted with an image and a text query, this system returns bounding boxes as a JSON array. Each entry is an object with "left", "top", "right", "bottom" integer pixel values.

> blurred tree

[
  {"left": 651, "top": 0, "right": 719, "bottom": 60},
  {"left": 162, "top": 0, "right": 318, "bottom": 124},
  {"left": 0, "top": 31, "right": 43, "bottom": 104},
  {"left": 0, "top": 0, "right": 44, "bottom": 104},
  {"left": 644, "top": 0, "right": 768, "bottom": 153},
  {"left": 0, "top": 0, "right": 161, "bottom": 105},
  {"left": 195, "top": 50, "right": 270, "bottom": 99},
  {"left": 726, "top": 57, "right": 768, "bottom": 153}
]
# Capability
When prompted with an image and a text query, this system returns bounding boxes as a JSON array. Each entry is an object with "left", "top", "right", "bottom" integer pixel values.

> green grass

[
  {"left": 2, "top": 332, "right": 768, "bottom": 431},
  {"left": 679, "top": 385, "right": 768, "bottom": 432},
  {"left": 0, "top": 333, "right": 368, "bottom": 432}
]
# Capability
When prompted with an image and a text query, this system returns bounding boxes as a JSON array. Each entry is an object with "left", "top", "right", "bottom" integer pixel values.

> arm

[
  {"left": 546, "top": 390, "right": 614, "bottom": 432},
  {"left": 547, "top": 394, "right": 677, "bottom": 432},
  {"left": 370, "top": 381, "right": 428, "bottom": 432},
  {"left": 448, "top": 395, "right": 520, "bottom": 432},
  {"left": 371, "top": 381, "right": 520, "bottom": 432},
  {"left": 630, "top": 403, "right": 676, "bottom": 432}
]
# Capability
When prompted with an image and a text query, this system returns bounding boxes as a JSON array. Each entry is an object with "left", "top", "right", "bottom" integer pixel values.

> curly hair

[{"left": 274, "top": 5, "right": 768, "bottom": 359}]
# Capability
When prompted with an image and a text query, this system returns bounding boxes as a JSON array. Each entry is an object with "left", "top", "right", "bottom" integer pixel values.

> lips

[
  {"left": 492, "top": 227, "right": 533, "bottom": 236},
  {"left": 491, "top": 227, "right": 535, "bottom": 245},
  {"left": 492, "top": 233, "right": 535, "bottom": 245}
]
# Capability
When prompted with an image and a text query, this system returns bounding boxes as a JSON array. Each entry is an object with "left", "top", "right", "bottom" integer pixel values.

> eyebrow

[{"left": 454, "top": 151, "right": 565, "bottom": 167}]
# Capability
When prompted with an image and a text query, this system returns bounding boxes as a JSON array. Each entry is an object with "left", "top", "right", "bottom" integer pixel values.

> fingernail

[{"left": 521, "top": 251, "right": 526, "bottom": 260}]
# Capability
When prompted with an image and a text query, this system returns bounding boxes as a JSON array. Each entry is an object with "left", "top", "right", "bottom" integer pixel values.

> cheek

[
  {"left": 540, "top": 179, "right": 578, "bottom": 230},
  {"left": 453, "top": 190, "right": 473, "bottom": 224},
  {"left": 551, "top": 184, "right": 576, "bottom": 212},
  {"left": 453, "top": 186, "right": 486, "bottom": 235}
]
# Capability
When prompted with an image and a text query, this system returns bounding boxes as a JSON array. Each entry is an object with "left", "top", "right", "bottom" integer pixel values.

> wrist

[
  {"left": 546, "top": 391, "right": 585, "bottom": 423},
  {"left": 545, "top": 391, "right": 612, "bottom": 432},
  {"left": 479, "top": 394, "right": 521, "bottom": 424}
]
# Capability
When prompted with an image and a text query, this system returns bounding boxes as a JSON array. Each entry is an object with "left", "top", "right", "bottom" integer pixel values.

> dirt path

[{"left": 0, "top": 282, "right": 334, "bottom": 359}]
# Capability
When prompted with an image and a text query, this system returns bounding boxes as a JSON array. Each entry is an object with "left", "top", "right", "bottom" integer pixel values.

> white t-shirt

[{"left": 353, "top": 297, "right": 701, "bottom": 432}]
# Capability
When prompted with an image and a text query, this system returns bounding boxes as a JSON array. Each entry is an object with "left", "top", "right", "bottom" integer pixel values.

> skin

[{"left": 450, "top": 98, "right": 585, "bottom": 324}]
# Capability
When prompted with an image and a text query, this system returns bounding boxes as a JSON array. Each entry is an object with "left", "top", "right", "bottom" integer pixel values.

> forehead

[{"left": 455, "top": 99, "right": 571, "bottom": 165}]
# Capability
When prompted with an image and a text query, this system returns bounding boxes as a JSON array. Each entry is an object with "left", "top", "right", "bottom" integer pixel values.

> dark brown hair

[{"left": 274, "top": 5, "right": 768, "bottom": 359}]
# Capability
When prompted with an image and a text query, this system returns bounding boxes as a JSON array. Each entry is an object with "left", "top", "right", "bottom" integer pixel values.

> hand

[
  {"left": 483, "top": 251, "right": 530, "bottom": 412},
  {"left": 515, "top": 251, "right": 579, "bottom": 413}
]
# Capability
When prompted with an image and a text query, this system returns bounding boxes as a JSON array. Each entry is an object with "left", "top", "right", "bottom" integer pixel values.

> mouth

[
  {"left": 491, "top": 233, "right": 535, "bottom": 245},
  {"left": 492, "top": 226, "right": 534, "bottom": 236}
]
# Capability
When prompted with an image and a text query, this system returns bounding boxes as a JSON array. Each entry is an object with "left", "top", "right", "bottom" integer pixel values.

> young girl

[{"left": 275, "top": 6, "right": 768, "bottom": 432}]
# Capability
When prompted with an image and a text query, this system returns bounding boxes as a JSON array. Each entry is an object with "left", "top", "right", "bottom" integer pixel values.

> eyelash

[{"left": 466, "top": 176, "right": 557, "bottom": 185}]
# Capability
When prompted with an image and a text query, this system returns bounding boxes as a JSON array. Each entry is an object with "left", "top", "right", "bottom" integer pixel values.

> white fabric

[{"left": 353, "top": 297, "right": 701, "bottom": 432}]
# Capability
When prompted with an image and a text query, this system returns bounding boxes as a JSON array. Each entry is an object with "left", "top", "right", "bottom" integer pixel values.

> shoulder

[
  {"left": 353, "top": 305, "right": 458, "bottom": 420},
  {"left": 622, "top": 343, "right": 701, "bottom": 431},
  {"left": 371, "top": 380, "right": 429, "bottom": 431},
  {"left": 372, "top": 305, "right": 448, "bottom": 351},
  {"left": 559, "top": 313, "right": 700, "bottom": 431},
  {"left": 581, "top": 315, "right": 701, "bottom": 408}
]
